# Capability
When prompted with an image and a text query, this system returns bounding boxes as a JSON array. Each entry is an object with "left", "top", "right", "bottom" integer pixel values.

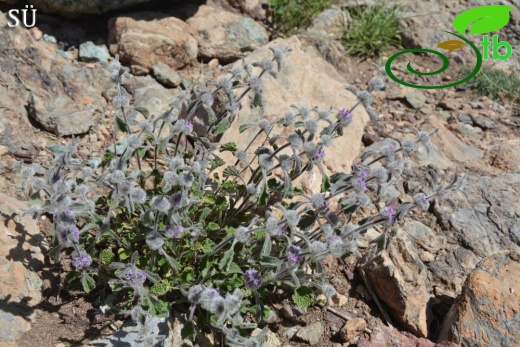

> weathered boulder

[
  {"left": 483, "top": 139, "right": 520, "bottom": 173},
  {"left": 217, "top": 0, "right": 268, "bottom": 21},
  {"left": 357, "top": 229, "right": 430, "bottom": 337},
  {"left": 358, "top": 325, "right": 460, "bottom": 347},
  {"left": 306, "top": 6, "right": 348, "bottom": 39},
  {"left": 217, "top": 36, "right": 369, "bottom": 194},
  {"left": 108, "top": 12, "right": 198, "bottom": 73},
  {"left": 0, "top": 193, "right": 45, "bottom": 347},
  {"left": 414, "top": 117, "right": 484, "bottom": 170},
  {"left": 0, "top": 11, "right": 110, "bottom": 137},
  {"left": 187, "top": 5, "right": 268, "bottom": 63},
  {"left": 438, "top": 251, "right": 520, "bottom": 347}
]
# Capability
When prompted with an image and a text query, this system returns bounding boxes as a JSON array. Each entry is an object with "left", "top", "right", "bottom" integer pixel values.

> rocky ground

[{"left": 0, "top": 0, "right": 519, "bottom": 346}]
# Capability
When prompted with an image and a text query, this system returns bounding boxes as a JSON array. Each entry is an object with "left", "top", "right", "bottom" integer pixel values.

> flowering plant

[{"left": 19, "top": 48, "right": 465, "bottom": 345}]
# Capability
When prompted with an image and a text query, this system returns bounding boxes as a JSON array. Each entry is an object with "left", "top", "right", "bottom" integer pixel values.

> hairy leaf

[{"left": 292, "top": 286, "right": 315, "bottom": 308}]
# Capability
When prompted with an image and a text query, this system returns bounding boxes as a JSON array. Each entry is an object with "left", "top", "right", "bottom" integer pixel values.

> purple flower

[
  {"left": 245, "top": 269, "right": 263, "bottom": 289},
  {"left": 311, "top": 193, "right": 330, "bottom": 210},
  {"left": 208, "top": 289, "right": 218, "bottom": 298},
  {"left": 382, "top": 206, "right": 397, "bottom": 223},
  {"left": 170, "top": 193, "right": 182, "bottom": 205},
  {"left": 358, "top": 177, "right": 367, "bottom": 190},
  {"left": 72, "top": 250, "right": 92, "bottom": 269},
  {"left": 59, "top": 226, "right": 80, "bottom": 245},
  {"left": 414, "top": 193, "right": 430, "bottom": 211},
  {"left": 164, "top": 225, "right": 183, "bottom": 238},
  {"left": 124, "top": 268, "right": 147, "bottom": 285},
  {"left": 184, "top": 121, "right": 193, "bottom": 134},
  {"left": 316, "top": 148, "right": 326, "bottom": 161},
  {"left": 337, "top": 109, "right": 353, "bottom": 126},
  {"left": 71, "top": 226, "right": 80, "bottom": 241},
  {"left": 327, "top": 234, "right": 340, "bottom": 244},
  {"left": 287, "top": 245, "right": 302, "bottom": 263}
]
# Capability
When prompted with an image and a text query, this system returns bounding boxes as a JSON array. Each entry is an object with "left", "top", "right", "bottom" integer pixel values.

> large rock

[
  {"left": 187, "top": 5, "right": 268, "bottom": 63},
  {"left": 483, "top": 139, "right": 520, "bottom": 174},
  {"left": 357, "top": 229, "right": 430, "bottom": 337},
  {"left": 217, "top": 36, "right": 369, "bottom": 194},
  {"left": 426, "top": 173, "right": 520, "bottom": 296},
  {"left": 28, "top": 0, "right": 182, "bottom": 16},
  {"left": 448, "top": 174, "right": 520, "bottom": 258},
  {"left": 0, "top": 193, "right": 45, "bottom": 347},
  {"left": 108, "top": 12, "right": 198, "bottom": 73},
  {"left": 438, "top": 251, "right": 520, "bottom": 347},
  {"left": 127, "top": 75, "right": 177, "bottom": 121},
  {"left": 0, "top": 11, "right": 110, "bottom": 137},
  {"left": 216, "top": 0, "right": 268, "bottom": 21},
  {"left": 414, "top": 117, "right": 484, "bottom": 170},
  {"left": 358, "top": 325, "right": 460, "bottom": 347}
]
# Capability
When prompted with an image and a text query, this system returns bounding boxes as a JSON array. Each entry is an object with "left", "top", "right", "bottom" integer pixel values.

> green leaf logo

[{"left": 453, "top": 5, "right": 513, "bottom": 35}]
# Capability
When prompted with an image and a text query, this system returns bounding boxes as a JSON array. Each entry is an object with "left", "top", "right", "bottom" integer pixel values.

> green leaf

[
  {"left": 298, "top": 211, "right": 317, "bottom": 230},
  {"left": 99, "top": 249, "right": 115, "bottom": 266},
  {"left": 199, "top": 207, "right": 212, "bottom": 221},
  {"left": 207, "top": 222, "right": 220, "bottom": 231},
  {"left": 65, "top": 269, "right": 80, "bottom": 283},
  {"left": 260, "top": 256, "right": 282, "bottom": 267},
  {"left": 226, "top": 262, "right": 242, "bottom": 274},
  {"left": 239, "top": 123, "right": 254, "bottom": 133},
  {"left": 81, "top": 273, "right": 96, "bottom": 293},
  {"left": 150, "top": 280, "right": 170, "bottom": 296},
  {"left": 180, "top": 268, "right": 195, "bottom": 283},
  {"left": 202, "top": 195, "right": 215, "bottom": 205},
  {"left": 219, "top": 142, "right": 237, "bottom": 153},
  {"left": 453, "top": 5, "right": 513, "bottom": 35},
  {"left": 28, "top": 192, "right": 41, "bottom": 206},
  {"left": 232, "top": 81, "right": 244, "bottom": 89},
  {"left": 218, "top": 249, "right": 234, "bottom": 270},
  {"left": 133, "top": 106, "right": 150, "bottom": 118},
  {"left": 321, "top": 174, "right": 330, "bottom": 193},
  {"left": 200, "top": 258, "right": 214, "bottom": 278},
  {"left": 145, "top": 293, "right": 169, "bottom": 317},
  {"left": 210, "top": 156, "right": 225, "bottom": 171},
  {"left": 223, "top": 166, "right": 241, "bottom": 178},
  {"left": 212, "top": 119, "right": 230, "bottom": 135},
  {"left": 261, "top": 234, "right": 272, "bottom": 257},
  {"left": 101, "top": 152, "right": 115, "bottom": 167},
  {"left": 118, "top": 248, "right": 131, "bottom": 261},
  {"left": 330, "top": 172, "right": 348, "bottom": 184},
  {"left": 254, "top": 147, "right": 271, "bottom": 155},
  {"left": 181, "top": 320, "right": 196, "bottom": 340},
  {"left": 115, "top": 117, "right": 129, "bottom": 133},
  {"left": 220, "top": 181, "right": 236, "bottom": 190},
  {"left": 258, "top": 184, "right": 269, "bottom": 206},
  {"left": 202, "top": 239, "right": 215, "bottom": 254},
  {"left": 292, "top": 286, "right": 315, "bottom": 308}
]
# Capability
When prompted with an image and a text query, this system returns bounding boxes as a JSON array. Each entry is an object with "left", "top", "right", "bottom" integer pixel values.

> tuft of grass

[
  {"left": 462, "top": 67, "right": 520, "bottom": 105},
  {"left": 341, "top": 4, "right": 405, "bottom": 58},
  {"left": 268, "top": 0, "right": 332, "bottom": 35}
]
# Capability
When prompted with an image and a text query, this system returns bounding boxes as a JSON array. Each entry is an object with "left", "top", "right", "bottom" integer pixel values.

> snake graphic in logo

[{"left": 385, "top": 5, "right": 514, "bottom": 89}]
